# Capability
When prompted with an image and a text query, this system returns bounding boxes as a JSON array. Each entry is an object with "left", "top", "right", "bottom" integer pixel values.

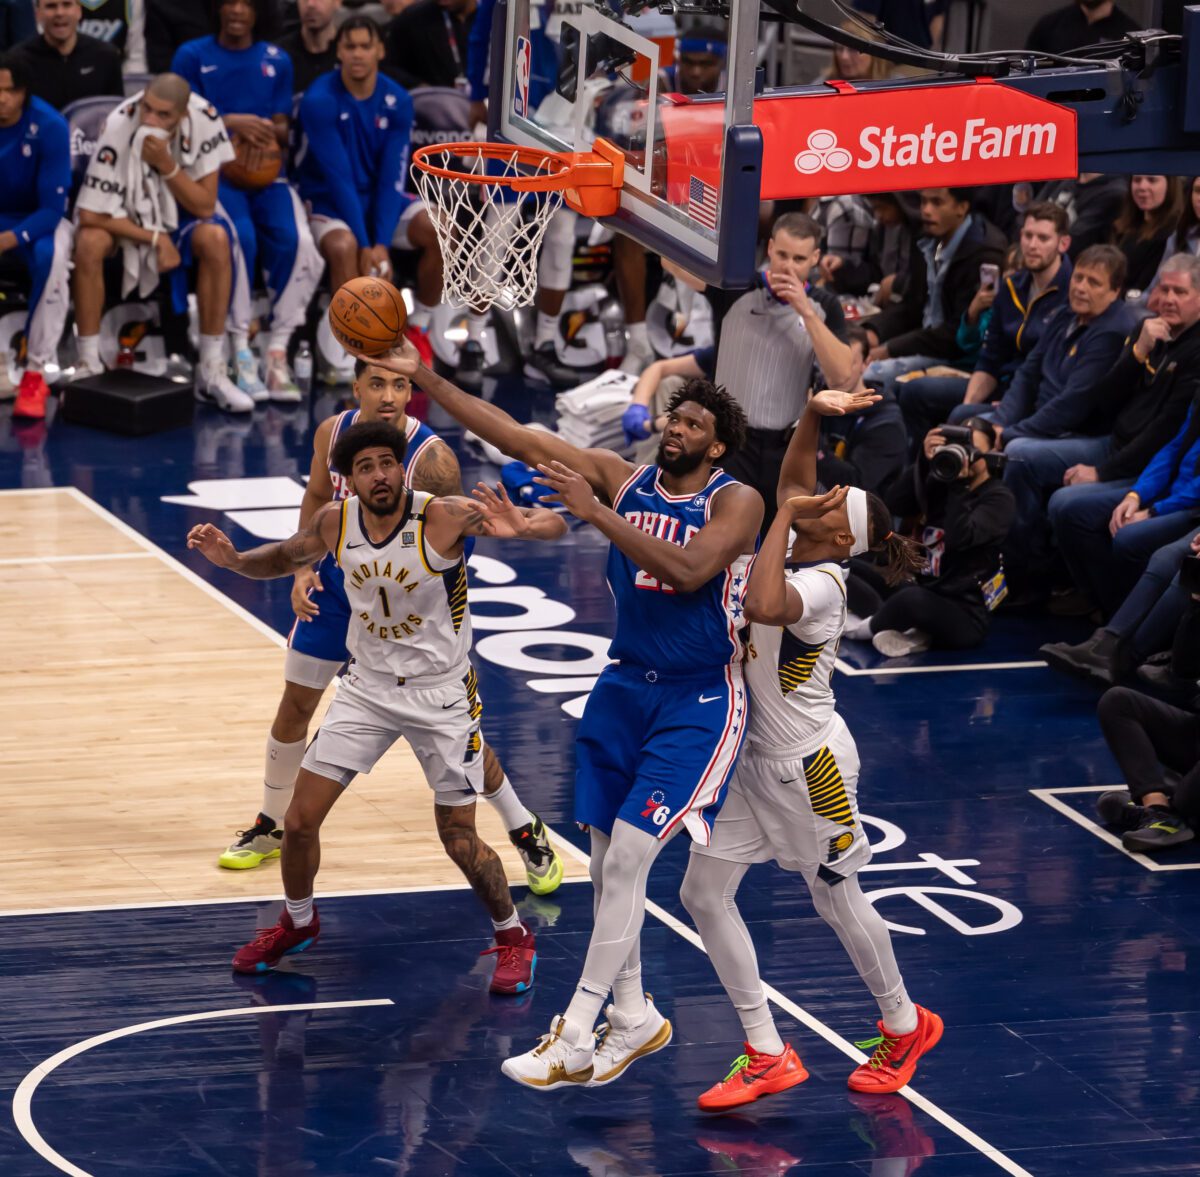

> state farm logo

[
  {"left": 794, "top": 129, "right": 852, "bottom": 175},
  {"left": 793, "top": 117, "right": 1060, "bottom": 175}
]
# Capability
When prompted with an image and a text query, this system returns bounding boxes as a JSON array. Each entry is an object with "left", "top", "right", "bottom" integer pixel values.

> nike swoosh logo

[
  {"left": 80, "top": 66, "right": 94, "bottom": 74},
  {"left": 200, "top": 65, "right": 218, "bottom": 73},
  {"left": 781, "top": 776, "right": 799, "bottom": 784},
  {"left": 441, "top": 700, "right": 462, "bottom": 709},
  {"left": 346, "top": 541, "right": 365, "bottom": 549},
  {"left": 698, "top": 694, "right": 722, "bottom": 703},
  {"left": 635, "top": 488, "right": 655, "bottom": 497}
]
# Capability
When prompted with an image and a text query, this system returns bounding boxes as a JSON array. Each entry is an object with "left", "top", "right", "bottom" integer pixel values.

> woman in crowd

[{"left": 1112, "top": 175, "right": 1184, "bottom": 293}]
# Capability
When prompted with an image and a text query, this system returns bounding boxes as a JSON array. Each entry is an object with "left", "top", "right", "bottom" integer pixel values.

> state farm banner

[{"left": 659, "top": 78, "right": 1078, "bottom": 205}]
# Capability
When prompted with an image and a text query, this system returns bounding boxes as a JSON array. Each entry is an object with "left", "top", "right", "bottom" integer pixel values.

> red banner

[{"left": 659, "top": 78, "right": 1078, "bottom": 205}]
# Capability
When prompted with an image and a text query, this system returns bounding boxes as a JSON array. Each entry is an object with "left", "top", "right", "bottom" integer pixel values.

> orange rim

[{"left": 411, "top": 138, "right": 625, "bottom": 217}]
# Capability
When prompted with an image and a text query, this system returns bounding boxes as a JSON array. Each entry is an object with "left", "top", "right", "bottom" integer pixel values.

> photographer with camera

[{"left": 844, "top": 418, "right": 1014, "bottom": 657}]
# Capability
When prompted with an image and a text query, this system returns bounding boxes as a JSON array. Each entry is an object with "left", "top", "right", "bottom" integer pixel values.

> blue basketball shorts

[
  {"left": 575, "top": 662, "right": 748, "bottom": 845},
  {"left": 287, "top": 552, "right": 351, "bottom": 665}
]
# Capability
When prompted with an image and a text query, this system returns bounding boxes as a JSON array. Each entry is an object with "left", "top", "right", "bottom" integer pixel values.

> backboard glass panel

[{"left": 497, "top": 0, "right": 733, "bottom": 271}]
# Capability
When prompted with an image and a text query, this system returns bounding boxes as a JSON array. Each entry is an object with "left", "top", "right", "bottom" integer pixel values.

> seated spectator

[
  {"left": 1111, "top": 174, "right": 1183, "bottom": 294},
  {"left": 863, "top": 186, "right": 1007, "bottom": 397},
  {"left": 146, "top": 0, "right": 213, "bottom": 73},
  {"left": 1006, "top": 252, "right": 1200, "bottom": 583},
  {"left": 14, "top": 0, "right": 123, "bottom": 111},
  {"left": 664, "top": 17, "right": 727, "bottom": 94},
  {"left": 1142, "top": 177, "right": 1200, "bottom": 304},
  {"left": 1026, "top": 0, "right": 1140, "bottom": 57},
  {"left": 384, "top": 0, "right": 473, "bottom": 91},
  {"left": 75, "top": 0, "right": 138, "bottom": 61},
  {"left": 1051, "top": 386, "right": 1200, "bottom": 617},
  {"left": 1, "top": 0, "right": 35, "bottom": 52},
  {"left": 0, "top": 52, "right": 72, "bottom": 420},
  {"left": 173, "top": 0, "right": 323, "bottom": 401},
  {"left": 818, "top": 324, "right": 907, "bottom": 495},
  {"left": 824, "top": 18, "right": 894, "bottom": 82},
  {"left": 821, "top": 190, "right": 917, "bottom": 299},
  {"left": 72, "top": 73, "right": 252, "bottom": 411},
  {"left": 295, "top": 15, "right": 443, "bottom": 377},
  {"left": 1042, "top": 528, "right": 1200, "bottom": 684},
  {"left": 1034, "top": 173, "right": 1127, "bottom": 259},
  {"left": 1095, "top": 686, "right": 1197, "bottom": 854},
  {"left": 852, "top": 0, "right": 944, "bottom": 50},
  {"left": 843, "top": 417, "right": 1015, "bottom": 656},
  {"left": 811, "top": 194, "right": 875, "bottom": 293},
  {"left": 897, "top": 203, "right": 1072, "bottom": 444},
  {"left": 279, "top": 0, "right": 341, "bottom": 93}
]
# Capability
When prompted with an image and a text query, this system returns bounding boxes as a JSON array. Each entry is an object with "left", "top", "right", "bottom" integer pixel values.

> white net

[{"left": 411, "top": 145, "right": 567, "bottom": 312}]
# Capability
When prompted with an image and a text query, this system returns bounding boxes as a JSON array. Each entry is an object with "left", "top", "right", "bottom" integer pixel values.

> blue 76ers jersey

[
  {"left": 606, "top": 465, "right": 751, "bottom": 673},
  {"left": 327, "top": 410, "right": 440, "bottom": 500}
]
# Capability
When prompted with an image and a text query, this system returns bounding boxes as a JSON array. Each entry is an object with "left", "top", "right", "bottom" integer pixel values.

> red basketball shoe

[
  {"left": 232, "top": 908, "right": 320, "bottom": 974},
  {"left": 848, "top": 1006, "right": 943, "bottom": 1093},
  {"left": 13, "top": 371, "right": 49, "bottom": 420},
  {"left": 481, "top": 921, "right": 536, "bottom": 994},
  {"left": 698, "top": 1043, "right": 809, "bottom": 1112}
]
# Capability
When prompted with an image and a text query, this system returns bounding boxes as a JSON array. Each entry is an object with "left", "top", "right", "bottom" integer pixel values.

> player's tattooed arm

[
  {"left": 432, "top": 488, "right": 567, "bottom": 542},
  {"left": 187, "top": 503, "right": 338, "bottom": 579},
  {"left": 411, "top": 439, "right": 464, "bottom": 498}
]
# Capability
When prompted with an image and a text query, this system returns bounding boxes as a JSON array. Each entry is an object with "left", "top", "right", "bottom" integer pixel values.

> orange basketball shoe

[
  {"left": 697, "top": 1043, "right": 809, "bottom": 1112},
  {"left": 848, "top": 1005, "right": 943, "bottom": 1094}
]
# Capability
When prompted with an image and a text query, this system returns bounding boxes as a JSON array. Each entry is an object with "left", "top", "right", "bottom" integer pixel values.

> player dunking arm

[
  {"left": 219, "top": 357, "right": 564, "bottom": 908},
  {"left": 679, "top": 384, "right": 944, "bottom": 1111},
  {"left": 359, "top": 339, "right": 763, "bottom": 1090},
  {"left": 190, "top": 421, "right": 568, "bottom": 984}
]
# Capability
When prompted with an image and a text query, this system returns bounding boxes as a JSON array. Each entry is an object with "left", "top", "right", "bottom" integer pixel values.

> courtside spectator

[
  {"left": 146, "top": 0, "right": 213, "bottom": 73},
  {"left": 1112, "top": 175, "right": 1183, "bottom": 293},
  {"left": 72, "top": 74, "right": 252, "bottom": 412},
  {"left": 1036, "top": 173, "right": 1127, "bottom": 259},
  {"left": 173, "top": 0, "right": 322, "bottom": 401},
  {"left": 295, "top": 15, "right": 442, "bottom": 377},
  {"left": 898, "top": 203, "right": 1072, "bottom": 445},
  {"left": 1026, "top": 0, "right": 1139, "bottom": 57},
  {"left": 75, "top": 0, "right": 138, "bottom": 59},
  {"left": 15, "top": 0, "right": 122, "bottom": 111},
  {"left": 384, "top": 0, "right": 473, "bottom": 90},
  {"left": 1, "top": 0, "right": 35, "bottom": 52},
  {"left": 279, "top": 0, "right": 340, "bottom": 92},
  {"left": 863, "top": 187, "right": 1007, "bottom": 396},
  {"left": 0, "top": 52, "right": 71, "bottom": 419},
  {"left": 823, "top": 190, "right": 917, "bottom": 299},
  {"left": 825, "top": 17, "right": 894, "bottom": 81}
]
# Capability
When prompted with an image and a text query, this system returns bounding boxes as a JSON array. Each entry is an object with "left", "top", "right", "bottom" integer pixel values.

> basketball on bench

[
  {"left": 328, "top": 277, "right": 408, "bottom": 357},
  {"left": 221, "top": 133, "right": 283, "bottom": 190}
]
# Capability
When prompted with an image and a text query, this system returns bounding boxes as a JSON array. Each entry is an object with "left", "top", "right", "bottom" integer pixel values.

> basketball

[
  {"left": 221, "top": 133, "right": 283, "bottom": 191},
  {"left": 328, "top": 277, "right": 408, "bottom": 357}
]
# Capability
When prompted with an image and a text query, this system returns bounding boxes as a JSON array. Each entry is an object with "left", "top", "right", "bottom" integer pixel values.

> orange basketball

[
  {"left": 328, "top": 277, "right": 408, "bottom": 357},
  {"left": 221, "top": 133, "right": 283, "bottom": 190}
]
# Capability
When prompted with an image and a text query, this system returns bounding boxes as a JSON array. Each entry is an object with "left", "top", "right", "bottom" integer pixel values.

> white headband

[{"left": 847, "top": 487, "right": 870, "bottom": 557}]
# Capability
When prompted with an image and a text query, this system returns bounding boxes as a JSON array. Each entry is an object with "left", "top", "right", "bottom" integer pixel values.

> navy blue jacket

[
  {"left": 975, "top": 256, "right": 1071, "bottom": 385},
  {"left": 993, "top": 299, "right": 1135, "bottom": 442}
]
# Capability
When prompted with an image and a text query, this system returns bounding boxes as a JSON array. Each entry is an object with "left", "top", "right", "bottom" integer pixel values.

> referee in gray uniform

[{"left": 715, "top": 212, "right": 854, "bottom": 530}]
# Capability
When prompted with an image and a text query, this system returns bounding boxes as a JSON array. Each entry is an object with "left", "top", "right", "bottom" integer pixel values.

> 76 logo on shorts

[{"left": 641, "top": 789, "right": 672, "bottom": 827}]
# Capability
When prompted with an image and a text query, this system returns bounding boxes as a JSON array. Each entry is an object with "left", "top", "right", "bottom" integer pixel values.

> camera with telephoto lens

[{"left": 929, "top": 422, "right": 1005, "bottom": 482}]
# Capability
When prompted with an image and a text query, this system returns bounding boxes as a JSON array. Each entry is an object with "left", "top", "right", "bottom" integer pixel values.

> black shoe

[
  {"left": 457, "top": 339, "right": 486, "bottom": 381},
  {"left": 1095, "top": 788, "right": 1146, "bottom": 832},
  {"left": 1039, "top": 629, "right": 1120, "bottom": 684},
  {"left": 1136, "top": 661, "right": 1198, "bottom": 693},
  {"left": 524, "top": 341, "right": 580, "bottom": 389},
  {"left": 1121, "top": 807, "right": 1195, "bottom": 853}
]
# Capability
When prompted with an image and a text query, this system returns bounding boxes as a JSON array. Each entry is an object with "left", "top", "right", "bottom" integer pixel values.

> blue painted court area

[{"left": 2, "top": 395, "right": 1199, "bottom": 1175}]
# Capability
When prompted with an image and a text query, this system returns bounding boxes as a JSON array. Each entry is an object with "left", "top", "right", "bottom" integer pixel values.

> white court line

[
  {"left": 13, "top": 999, "right": 395, "bottom": 1177},
  {"left": 1031, "top": 786, "right": 1200, "bottom": 873},
  {"left": 837, "top": 658, "right": 1046, "bottom": 677},
  {"left": 0, "top": 552, "right": 156, "bottom": 567},
  {"left": 10, "top": 485, "right": 1033, "bottom": 1177}
]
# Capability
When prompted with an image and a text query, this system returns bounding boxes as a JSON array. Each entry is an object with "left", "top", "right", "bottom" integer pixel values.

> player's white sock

[
  {"left": 491, "top": 907, "right": 522, "bottom": 934},
  {"left": 263, "top": 735, "right": 306, "bottom": 825},
  {"left": 844, "top": 612, "right": 873, "bottom": 641},
  {"left": 535, "top": 311, "right": 558, "bottom": 347},
  {"left": 409, "top": 298, "right": 435, "bottom": 329},
  {"left": 230, "top": 330, "right": 250, "bottom": 354},
  {"left": 267, "top": 327, "right": 292, "bottom": 354},
  {"left": 611, "top": 961, "right": 647, "bottom": 1019},
  {"left": 564, "top": 979, "right": 608, "bottom": 1039},
  {"left": 199, "top": 334, "right": 225, "bottom": 371},
  {"left": 485, "top": 776, "right": 532, "bottom": 833},
  {"left": 878, "top": 982, "right": 919, "bottom": 1036},
  {"left": 285, "top": 895, "right": 314, "bottom": 928},
  {"left": 627, "top": 320, "right": 649, "bottom": 353},
  {"left": 77, "top": 335, "right": 101, "bottom": 368},
  {"left": 465, "top": 310, "right": 488, "bottom": 343}
]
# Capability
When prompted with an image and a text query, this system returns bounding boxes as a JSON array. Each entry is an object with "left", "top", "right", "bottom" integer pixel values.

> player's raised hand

[
  {"left": 533, "top": 460, "right": 599, "bottom": 521},
  {"left": 783, "top": 484, "right": 849, "bottom": 521},
  {"left": 291, "top": 565, "right": 322, "bottom": 621},
  {"left": 809, "top": 388, "right": 881, "bottom": 417},
  {"left": 187, "top": 523, "right": 238, "bottom": 568},
  {"left": 471, "top": 480, "right": 528, "bottom": 537},
  {"left": 344, "top": 337, "right": 421, "bottom": 377}
]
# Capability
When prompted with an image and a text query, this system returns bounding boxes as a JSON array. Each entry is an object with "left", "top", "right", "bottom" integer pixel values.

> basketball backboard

[{"left": 491, "top": 0, "right": 763, "bottom": 288}]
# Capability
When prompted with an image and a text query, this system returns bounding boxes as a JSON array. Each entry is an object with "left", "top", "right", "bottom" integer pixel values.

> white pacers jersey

[
  {"left": 744, "top": 561, "right": 847, "bottom": 757},
  {"left": 333, "top": 490, "right": 471, "bottom": 679}
]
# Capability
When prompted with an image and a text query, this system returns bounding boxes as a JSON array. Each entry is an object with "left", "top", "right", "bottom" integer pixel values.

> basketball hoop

[{"left": 410, "top": 138, "right": 624, "bottom": 311}]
